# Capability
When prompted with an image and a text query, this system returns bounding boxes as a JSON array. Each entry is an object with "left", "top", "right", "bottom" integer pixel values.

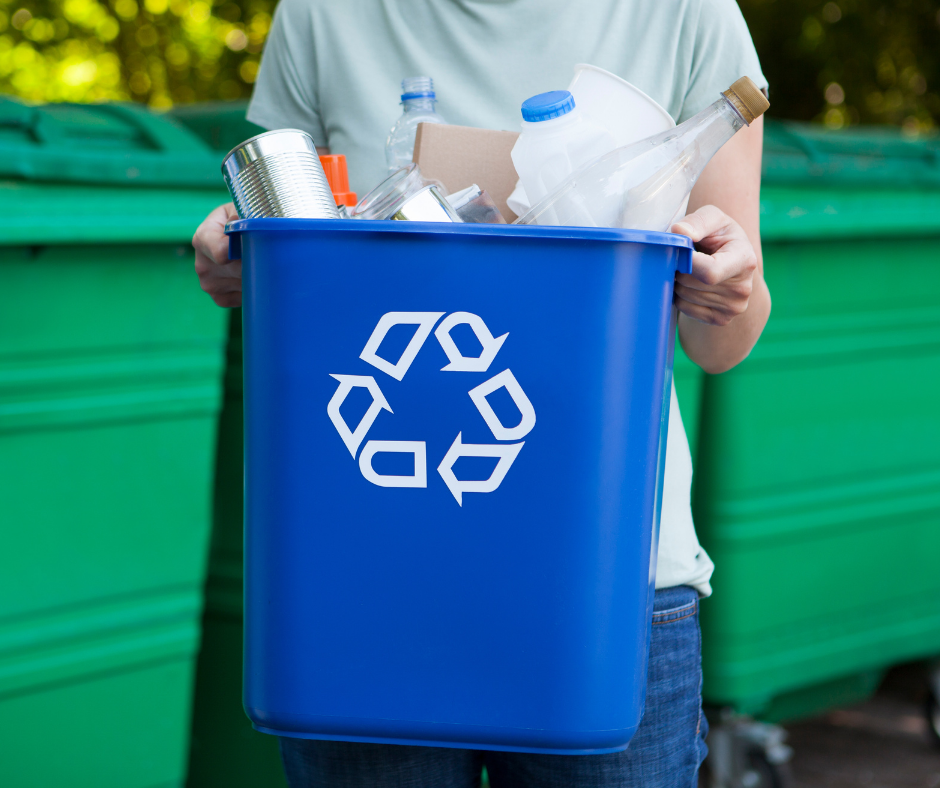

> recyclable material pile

[{"left": 222, "top": 66, "right": 768, "bottom": 230}]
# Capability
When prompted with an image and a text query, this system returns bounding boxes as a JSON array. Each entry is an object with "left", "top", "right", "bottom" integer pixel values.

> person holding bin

[{"left": 194, "top": 1, "right": 770, "bottom": 785}]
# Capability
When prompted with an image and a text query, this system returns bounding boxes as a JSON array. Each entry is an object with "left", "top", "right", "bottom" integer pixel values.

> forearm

[
  {"left": 676, "top": 116, "right": 768, "bottom": 374},
  {"left": 678, "top": 275, "right": 770, "bottom": 374}
]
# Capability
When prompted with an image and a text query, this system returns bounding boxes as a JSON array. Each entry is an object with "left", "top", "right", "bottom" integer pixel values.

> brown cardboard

[{"left": 412, "top": 123, "right": 521, "bottom": 222}]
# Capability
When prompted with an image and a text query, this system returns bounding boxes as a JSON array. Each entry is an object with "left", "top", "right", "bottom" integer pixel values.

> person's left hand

[
  {"left": 193, "top": 202, "right": 242, "bottom": 308},
  {"left": 671, "top": 204, "right": 758, "bottom": 327}
]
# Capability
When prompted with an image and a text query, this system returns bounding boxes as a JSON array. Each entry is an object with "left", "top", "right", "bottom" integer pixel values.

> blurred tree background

[
  {"left": 740, "top": 0, "right": 940, "bottom": 133},
  {"left": 0, "top": 0, "right": 938, "bottom": 132},
  {"left": 0, "top": 0, "right": 271, "bottom": 107}
]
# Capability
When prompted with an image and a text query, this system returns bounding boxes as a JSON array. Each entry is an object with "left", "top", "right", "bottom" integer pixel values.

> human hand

[
  {"left": 193, "top": 202, "right": 242, "bottom": 308},
  {"left": 671, "top": 205, "right": 758, "bottom": 327}
]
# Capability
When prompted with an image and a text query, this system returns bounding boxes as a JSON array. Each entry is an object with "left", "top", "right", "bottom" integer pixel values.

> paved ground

[{"left": 784, "top": 663, "right": 940, "bottom": 787}]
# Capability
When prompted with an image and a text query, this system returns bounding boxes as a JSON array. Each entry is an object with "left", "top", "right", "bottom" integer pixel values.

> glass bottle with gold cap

[{"left": 516, "top": 76, "right": 770, "bottom": 231}]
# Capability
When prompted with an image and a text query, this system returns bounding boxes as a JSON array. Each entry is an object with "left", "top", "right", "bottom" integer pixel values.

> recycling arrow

[
  {"left": 435, "top": 312, "right": 508, "bottom": 372},
  {"left": 326, "top": 374, "right": 392, "bottom": 457},
  {"left": 436, "top": 432, "right": 524, "bottom": 506},
  {"left": 469, "top": 369, "right": 536, "bottom": 441},
  {"left": 359, "top": 311, "right": 445, "bottom": 381}
]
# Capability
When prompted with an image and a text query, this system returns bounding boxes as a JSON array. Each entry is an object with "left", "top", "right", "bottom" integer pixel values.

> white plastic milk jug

[{"left": 509, "top": 90, "right": 616, "bottom": 206}]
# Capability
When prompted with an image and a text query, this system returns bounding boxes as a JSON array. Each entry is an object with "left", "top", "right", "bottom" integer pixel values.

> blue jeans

[{"left": 280, "top": 585, "right": 707, "bottom": 788}]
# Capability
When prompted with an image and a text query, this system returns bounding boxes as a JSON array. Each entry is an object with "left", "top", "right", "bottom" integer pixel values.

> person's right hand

[{"left": 194, "top": 202, "right": 242, "bottom": 307}]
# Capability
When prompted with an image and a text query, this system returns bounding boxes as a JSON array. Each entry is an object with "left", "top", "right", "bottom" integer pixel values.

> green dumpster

[
  {"left": 688, "top": 121, "right": 940, "bottom": 723},
  {"left": 185, "top": 314, "right": 287, "bottom": 788},
  {"left": 0, "top": 97, "right": 229, "bottom": 787}
]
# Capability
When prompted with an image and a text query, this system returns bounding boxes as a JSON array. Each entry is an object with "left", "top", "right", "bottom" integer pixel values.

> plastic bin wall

[
  {"left": 690, "top": 122, "right": 940, "bottom": 721},
  {"left": 236, "top": 218, "right": 691, "bottom": 753},
  {"left": 0, "top": 97, "right": 229, "bottom": 787}
]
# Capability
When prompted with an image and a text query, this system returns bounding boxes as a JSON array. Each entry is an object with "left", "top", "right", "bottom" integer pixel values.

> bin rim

[{"left": 225, "top": 217, "right": 695, "bottom": 255}]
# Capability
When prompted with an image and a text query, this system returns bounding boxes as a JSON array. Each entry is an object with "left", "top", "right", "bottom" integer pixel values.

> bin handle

[
  {"left": 678, "top": 245, "right": 692, "bottom": 275},
  {"left": 227, "top": 230, "right": 242, "bottom": 261}
]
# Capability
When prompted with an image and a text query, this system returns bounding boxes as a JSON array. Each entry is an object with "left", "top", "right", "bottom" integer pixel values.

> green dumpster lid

[
  {"left": 0, "top": 95, "right": 222, "bottom": 187},
  {"left": 760, "top": 122, "right": 940, "bottom": 240},
  {"left": 169, "top": 100, "right": 264, "bottom": 155},
  {"left": 763, "top": 120, "right": 940, "bottom": 188}
]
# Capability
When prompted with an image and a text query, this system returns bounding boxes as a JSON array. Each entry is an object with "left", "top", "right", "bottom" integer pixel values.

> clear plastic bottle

[
  {"left": 516, "top": 77, "right": 770, "bottom": 231},
  {"left": 385, "top": 76, "right": 447, "bottom": 172},
  {"left": 510, "top": 90, "right": 616, "bottom": 206}
]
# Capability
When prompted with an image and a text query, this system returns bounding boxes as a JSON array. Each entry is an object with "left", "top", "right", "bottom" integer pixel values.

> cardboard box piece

[{"left": 412, "top": 123, "right": 521, "bottom": 223}]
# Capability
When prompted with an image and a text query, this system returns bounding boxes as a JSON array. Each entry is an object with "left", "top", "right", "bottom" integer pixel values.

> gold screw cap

[{"left": 722, "top": 76, "right": 770, "bottom": 124}]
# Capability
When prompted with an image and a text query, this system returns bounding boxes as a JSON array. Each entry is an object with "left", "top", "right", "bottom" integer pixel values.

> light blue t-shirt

[
  {"left": 246, "top": 0, "right": 767, "bottom": 596},
  {"left": 248, "top": 0, "right": 767, "bottom": 196}
]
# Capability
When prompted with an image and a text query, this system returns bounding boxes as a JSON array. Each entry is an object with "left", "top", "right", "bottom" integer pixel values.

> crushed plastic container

[{"left": 228, "top": 218, "right": 692, "bottom": 753}]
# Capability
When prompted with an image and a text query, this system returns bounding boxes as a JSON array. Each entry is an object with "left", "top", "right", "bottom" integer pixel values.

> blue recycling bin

[{"left": 229, "top": 219, "right": 692, "bottom": 754}]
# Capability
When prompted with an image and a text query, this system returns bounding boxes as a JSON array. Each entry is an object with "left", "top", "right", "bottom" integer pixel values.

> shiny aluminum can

[
  {"left": 390, "top": 185, "right": 461, "bottom": 223},
  {"left": 222, "top": 130, "right": 339, "bottom": 219}
]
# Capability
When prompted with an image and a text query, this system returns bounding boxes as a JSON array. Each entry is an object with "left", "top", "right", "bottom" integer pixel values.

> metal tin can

[
  {"left": 222, "top": 130, "right": 339, "bottom": 220},
  {"left": 390, "top": 185, "right": 461, "bottom": 222}
]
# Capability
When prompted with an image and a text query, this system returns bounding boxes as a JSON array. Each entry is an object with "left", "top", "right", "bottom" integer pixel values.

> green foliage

[
  {"left": 740, "top": 0, "right": 940, "bottom": 132},
  {"left": 0, "top": 0, "right": 938, "bottom": 132},
  {"left": 0, "top": 0, "right": 272, "bottom": 106}
]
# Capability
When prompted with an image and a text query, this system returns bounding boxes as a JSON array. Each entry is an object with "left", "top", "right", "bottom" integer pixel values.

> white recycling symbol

[{"left": 326, "top": 311, "right": 536, "bottom": 506}]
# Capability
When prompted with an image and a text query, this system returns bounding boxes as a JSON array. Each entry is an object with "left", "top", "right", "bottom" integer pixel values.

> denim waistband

[{"left": 652, "top": 585, "right": 698, "bottom": 624}]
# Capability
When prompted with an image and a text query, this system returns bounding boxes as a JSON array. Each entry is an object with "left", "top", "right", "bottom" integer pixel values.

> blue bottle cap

[{"left": 521, "top": 90, "right": 576, "bottom": 122}]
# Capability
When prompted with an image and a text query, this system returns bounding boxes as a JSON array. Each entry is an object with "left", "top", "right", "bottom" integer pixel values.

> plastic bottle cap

[
  {"left": 521, "top": 91, "right": 576, "bottom": 122},
  {"left": 722, "top": 77, "right": 770, "bottom": 124},
  {"left": 319, "top": 154, "right": 358, "bottom": 207},
  {"left": 401, "top": 76, "right": 435, "bottom": 101}
]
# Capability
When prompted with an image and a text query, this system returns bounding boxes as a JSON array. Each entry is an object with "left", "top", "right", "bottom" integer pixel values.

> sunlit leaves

[
  {"left": 223, "top": 26, "right": 243, "bottom": 50},
  {"left": 740, "top": 0, "right": 939, "bottom": 134},
  {"left": 0, "top": 0, "right": 273, "bottom": 105},
  {"left": 113, "top": 0, "right": 136, "bottom": 20}
]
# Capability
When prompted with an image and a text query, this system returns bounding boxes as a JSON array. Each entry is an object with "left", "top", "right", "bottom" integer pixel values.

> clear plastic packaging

[
  {"left": 447, "top": 185, "right": 506, "bottom": 224},
  {"left": 350, "top": 164, "right": 424, "bottom": 220},
  {"left": 350, "top": 163, "right": 449, "bottom": 221}
]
